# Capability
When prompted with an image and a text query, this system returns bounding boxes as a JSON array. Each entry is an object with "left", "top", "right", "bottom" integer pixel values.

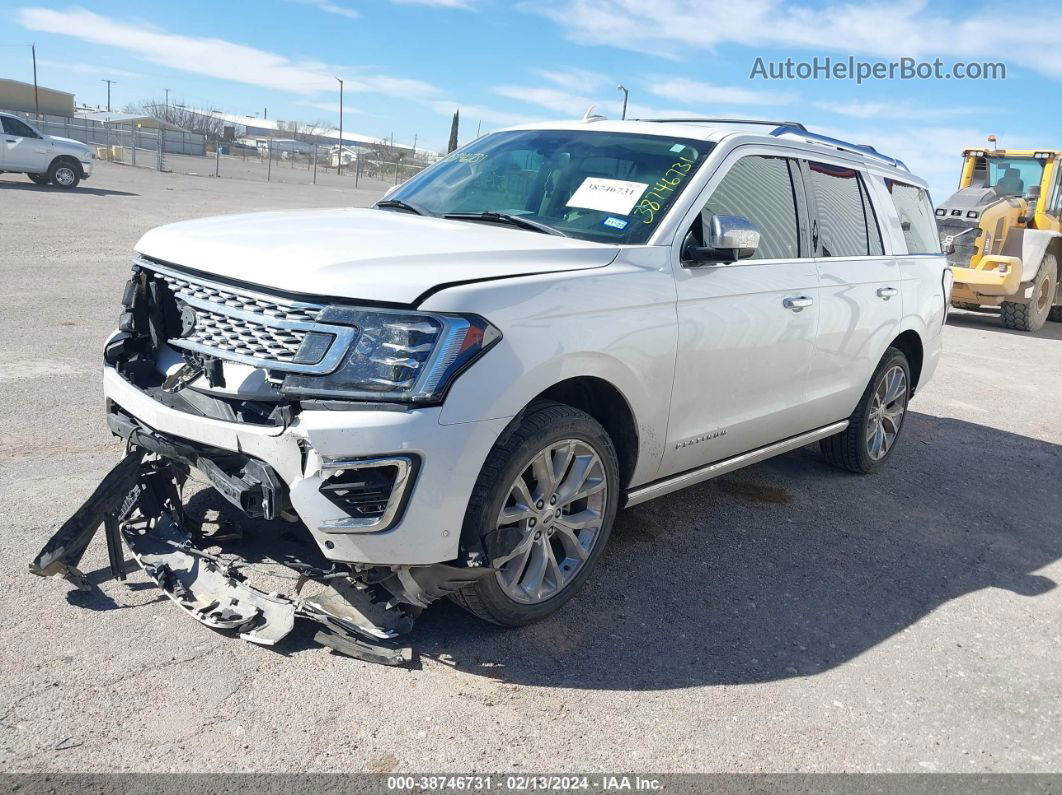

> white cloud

[
  {"left": 296, "top": 100, "right": 373, "bottom": 117},
  {"left": 533, "top": 67, "right": 609, "bottom": 91},
  {"left": 290, "top": 0, "right": 359, "bottom": 20},
  {"left": 650, "top": 76, "right": 794, "bottom": 106},
  {"left": 814, "top": 100, "right": 977, "bottom": 121},
  {"left": 525, "top": 0, "right": 1062, "bottom": 80},
  {"left": 17, "top": 7, "right": 439, "bottom": 98},
  {"left": 389, "top": 0, "right": 475, "bottom": 7},
  {"left": 38, "top": 59, "right": 142, "bottom": 79}
]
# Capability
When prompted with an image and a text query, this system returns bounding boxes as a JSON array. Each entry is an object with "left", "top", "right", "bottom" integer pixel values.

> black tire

[
  {"left": 820, "top": 347, "right": 911, "bottom": 475},
  {"left": 952, "top": 301, "right": 980, "bottom": 311},
  {"left": 1048, "top": 306, "right": 1062, "bottom": 323},
  {"left": 452, "top": 401, "right": 620, "bottom": 627},
  {"left": 27, "top": 173, "right": 50, "bottom": 185},
  {"left": 47, "top": 159, "right": 80, "bottom": 189},
  {"left": 1001, "top": 254, "right": 1056, "bottom": 332}
]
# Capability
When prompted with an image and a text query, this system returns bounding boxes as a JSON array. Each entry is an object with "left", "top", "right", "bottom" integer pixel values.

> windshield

[
  {"left": 985, "top": 157, "right": 1043, "bottom": 196},
  {"left": 386, "top": 129, "right": 713, "bottom": 243}
]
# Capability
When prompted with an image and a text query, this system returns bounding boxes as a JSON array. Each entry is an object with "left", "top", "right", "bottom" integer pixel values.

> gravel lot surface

[{"left": 1, "top": 162, "right": 1059, "bottom": 774}]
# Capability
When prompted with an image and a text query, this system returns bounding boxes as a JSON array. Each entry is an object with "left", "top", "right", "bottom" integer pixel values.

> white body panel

[
  {"left": 96, "top": 118, "right": 948, "bottom": 566},
  {"left": 135, "top": 209, "right": 618, "bottom": 304}
]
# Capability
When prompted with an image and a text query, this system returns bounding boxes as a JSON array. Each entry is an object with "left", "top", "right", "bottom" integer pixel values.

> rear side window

[
  {"left": 700, "top": 155, "right": 800, "bottom": 260},
  {"left": 806, "top": 162, "right": 883, "bottom": 257},
  {"left": 885, "top": 180, "right": 941, "bottom": 254}
]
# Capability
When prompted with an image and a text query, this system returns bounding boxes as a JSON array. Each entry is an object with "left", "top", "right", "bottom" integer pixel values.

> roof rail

[
  {"left": 770, "top": 125, "right": 910, "bottom": 171},
  {"left": 637, "top": 117, "right": 808, "bottom": 131}
]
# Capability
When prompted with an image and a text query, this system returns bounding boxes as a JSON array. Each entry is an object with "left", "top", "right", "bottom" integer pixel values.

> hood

[
  {"left": 48, "top": 135, "right": 91, "bottom": 154},
  {"left": 135, "top": 208, "right": 619, "bottom": 304}
]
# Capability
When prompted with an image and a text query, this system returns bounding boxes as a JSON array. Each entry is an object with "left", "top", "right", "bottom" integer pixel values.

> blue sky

[{"left": 0, "top": 0, "right": 1053, "bottom": 198}]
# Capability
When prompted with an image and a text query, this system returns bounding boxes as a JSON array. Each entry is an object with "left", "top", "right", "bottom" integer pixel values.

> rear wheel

[
  {"left": 1048, "top": 306, "right": 1062, "bottom": 323},
  {"left": 1001, "top": 254, "right": 1056, "bottom": 332},
  {"left": 452, "top": 402, "right": 620, "bottom": 626},
  {"left": 820, "top": 348, "right": 911, "bottom": 474},
  {"left": 952, "top": 301, "right": 981, "bottom": 311},
  {"left": 27, "top": 173, "right": 50, "bottom": 185},
  {"left": 48, "top": 159, "right": 80, "bottom": 189}
]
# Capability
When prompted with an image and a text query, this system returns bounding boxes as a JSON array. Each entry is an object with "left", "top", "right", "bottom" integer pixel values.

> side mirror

[{"left": 683, "top": 215, "right": 760, "bottom": 265}]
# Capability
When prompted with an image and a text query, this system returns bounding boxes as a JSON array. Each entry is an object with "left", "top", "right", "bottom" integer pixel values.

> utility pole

[
  {"left": 102, "top": 79, "right": 116, "bottom": 112},
  {"left": 31, "top": 43, "right": 40, "bottom": 120},
  {"left": 335, "top": 76, "right": 343, "bottom": 175},
  {"left": 164, "top": 88, "right": 171, "bottom": 108},
  {"left": 617, "top": 85, "right": 629, "bottom": 120},
  {"left": 411, "top": 133, "right": 417, "bottom": 161}
]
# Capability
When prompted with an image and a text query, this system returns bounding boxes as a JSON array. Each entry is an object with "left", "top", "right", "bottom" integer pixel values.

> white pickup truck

[
  {"left": 32, "top": 117, "right": 950, "bottom": 664},
  {"left": 0, "top": 111, "right": 93, "bottom": 188}
]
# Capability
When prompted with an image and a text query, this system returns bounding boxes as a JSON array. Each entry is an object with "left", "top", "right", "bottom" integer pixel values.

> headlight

[{"left": 280, "top": 305, "right": 501, "bottom": 404}]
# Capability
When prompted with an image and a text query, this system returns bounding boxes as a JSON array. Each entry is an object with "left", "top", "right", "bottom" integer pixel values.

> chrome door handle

[
  {"left": 877, "top": 286, "right": 899, "bottom": 300},
  {"left": 783, "top": 296, "right": 814, "bottom": 312}
]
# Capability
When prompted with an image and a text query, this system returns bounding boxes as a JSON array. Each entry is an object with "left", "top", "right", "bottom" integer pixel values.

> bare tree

[{"left": 127, "top": 97, "right": 228, "bottom": 139}]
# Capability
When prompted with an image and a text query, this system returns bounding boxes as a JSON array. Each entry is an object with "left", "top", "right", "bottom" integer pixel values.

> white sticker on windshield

[{"left": 566, "top": 177, "right": 649, "bottom": 215}]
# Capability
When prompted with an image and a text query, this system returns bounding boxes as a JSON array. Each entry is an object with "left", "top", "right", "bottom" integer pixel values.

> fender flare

[{"left": 1010, "top": 228, "right": 1062, "bottom": 282}]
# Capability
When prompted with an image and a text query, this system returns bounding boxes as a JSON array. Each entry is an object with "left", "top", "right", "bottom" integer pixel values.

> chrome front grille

[{"left": 136, "top": 257, "right": 356, "bottom": 374}]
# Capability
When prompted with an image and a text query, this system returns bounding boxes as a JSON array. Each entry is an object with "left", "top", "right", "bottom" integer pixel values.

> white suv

[
  {"left": 0, "top": 111, "right": 93, "bottom": 188},
  {"left": 33, "top": 118, "right": 949, "bottom": 662}
]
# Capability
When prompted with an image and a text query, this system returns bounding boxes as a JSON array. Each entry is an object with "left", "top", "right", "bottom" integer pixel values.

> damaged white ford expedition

[{"left": 33, "top": 118, "right": 949, "bottom": 664}]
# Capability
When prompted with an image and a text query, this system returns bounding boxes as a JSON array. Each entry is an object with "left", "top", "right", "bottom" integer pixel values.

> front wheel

[
  {"left": 1001, "top": 254, "right": 1057, "bottom": 332},
  {"left": 27, "top": 173, "right": 50, "bottom": 185},
  {"left": 48, "top": 160, "right": 80, "bottom": 189},
  {"left": 820, "top": 348, "right": 911, "bottom": 474},
  {"left": 452, "top": 402, "right": 620, "bottom": 626}
]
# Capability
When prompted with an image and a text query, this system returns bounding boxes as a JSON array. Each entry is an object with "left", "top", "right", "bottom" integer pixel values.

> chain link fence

[
  {"left": 158, "top": 140, "right": 428, "bottom": 190},
  {"left": 3, "top": 107, "right": 429, "bottom": 191}
]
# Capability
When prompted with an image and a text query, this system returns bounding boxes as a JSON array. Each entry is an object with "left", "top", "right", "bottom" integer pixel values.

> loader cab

[{"left": 958, "top": 149, "right": 1062, "bottom": 231}]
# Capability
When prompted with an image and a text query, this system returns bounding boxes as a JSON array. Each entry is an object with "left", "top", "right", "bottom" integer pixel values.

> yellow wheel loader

[{"left": 936, "top": 142, "right": 1062, "bottom": 332}]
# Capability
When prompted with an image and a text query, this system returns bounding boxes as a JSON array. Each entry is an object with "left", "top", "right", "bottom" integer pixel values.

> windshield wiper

[
  {"left": 375, "top": 199, "right": 430, "bottom": 216},
  {"left": 442, "top": 212, "right": 568, "bottom": 237}
]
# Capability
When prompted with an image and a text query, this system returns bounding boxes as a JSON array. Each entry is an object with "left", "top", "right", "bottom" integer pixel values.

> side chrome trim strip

[{"left": 624, "top": 420, "right": 850, "bottom": 507}]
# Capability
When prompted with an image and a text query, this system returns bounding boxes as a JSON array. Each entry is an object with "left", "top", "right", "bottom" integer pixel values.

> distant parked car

[{"left": 0, "top": 111, "right": 93, "bottom": 188}]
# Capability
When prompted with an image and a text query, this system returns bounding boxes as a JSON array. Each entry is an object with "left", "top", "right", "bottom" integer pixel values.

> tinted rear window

[{"left": 885, "top": 180, "right": 940, "bottom": 255}]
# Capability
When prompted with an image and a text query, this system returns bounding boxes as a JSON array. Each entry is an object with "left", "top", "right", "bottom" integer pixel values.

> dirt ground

[{"left": 1, "top": 161, "right": 1059, "bottom": 773}]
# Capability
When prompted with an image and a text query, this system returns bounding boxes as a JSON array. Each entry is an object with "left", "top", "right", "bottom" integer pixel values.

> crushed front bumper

[
  {"left": 30, "top": 442, "right": 494, "bottom": 664},
  {"left": 102, "top": 364, "right": 508, "bottom": 566}
]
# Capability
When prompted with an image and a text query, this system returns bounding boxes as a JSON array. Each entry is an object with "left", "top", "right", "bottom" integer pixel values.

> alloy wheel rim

[
  {"left": 866, "top": 365, "right": 908, "bottom": 461},
  {"left": 493, "top": 439, "right": 607, "bottom": 604},
  {"left": 55, "top": 167, "right": 75, "bottom": 186}
]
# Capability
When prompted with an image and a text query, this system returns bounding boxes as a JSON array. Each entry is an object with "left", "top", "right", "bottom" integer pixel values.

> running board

[{"left": 624, "top": 420, "right": 849, "bottom": 507}]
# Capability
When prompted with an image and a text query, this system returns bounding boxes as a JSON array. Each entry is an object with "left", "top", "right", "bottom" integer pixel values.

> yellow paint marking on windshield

[{"left": 634, "top": 154, "right": 697, "bottom": 225}]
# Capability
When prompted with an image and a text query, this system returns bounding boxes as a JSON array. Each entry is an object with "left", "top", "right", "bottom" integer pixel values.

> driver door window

[
  {"left": 696, "top": 155, "right": 802, "bottom": 259},
  {"left": 3, "top": 116, "right": 39, "bottom": 138}
]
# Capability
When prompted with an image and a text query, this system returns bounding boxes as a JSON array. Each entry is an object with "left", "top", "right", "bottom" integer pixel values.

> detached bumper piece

[{"left": 29, "top": 446, "right": 488, "bottom": 666}]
